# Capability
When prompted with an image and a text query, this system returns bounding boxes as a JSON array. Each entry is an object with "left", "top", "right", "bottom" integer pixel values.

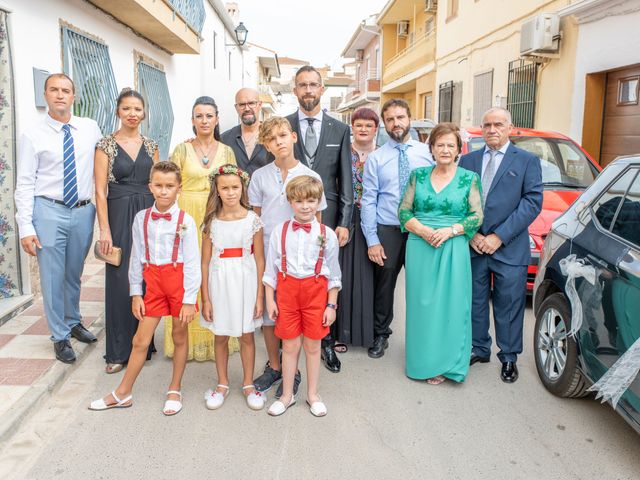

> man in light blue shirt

[{"left": 361, "top": 99, "right": 433, "bottom": 358}]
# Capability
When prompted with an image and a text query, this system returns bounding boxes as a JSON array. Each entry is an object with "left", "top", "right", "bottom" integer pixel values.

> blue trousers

[
  {"left": 33, "top": 197, "right": 95, "bottom": 342},
  {"left": 470, "top": 255, "right": 527, "bottom": 363}
]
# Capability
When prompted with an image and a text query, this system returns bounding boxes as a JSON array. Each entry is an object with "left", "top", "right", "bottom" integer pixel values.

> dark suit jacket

[
  {"left": 220, "top": 125, "right": 274, "bottom": 176},
  {"left": 286, "top": 111, "right": 353, "bottom": 230},
  {"left": 459, "top": 143, "right": 543, "bottom": 266}
]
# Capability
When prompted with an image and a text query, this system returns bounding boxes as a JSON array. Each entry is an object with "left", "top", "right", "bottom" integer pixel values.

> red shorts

[
  {"left": 142, "top": 263, "right": 193, "bottom": 318},
  {"left": 274, "top": 272, "right": 329, "bottom": 340}
]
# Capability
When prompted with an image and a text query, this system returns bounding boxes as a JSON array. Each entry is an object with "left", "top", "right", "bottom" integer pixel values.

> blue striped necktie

[{"left": 62, "top": 124, "right": 78, "bottom": 207}]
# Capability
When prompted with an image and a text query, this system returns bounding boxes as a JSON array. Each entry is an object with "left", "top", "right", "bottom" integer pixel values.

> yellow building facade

[
  {"left": 378, "top": 0, "right": 438, "bottom": 120},
  {"left": 434, "top": 0, "right": 579, "bottom": 131}
]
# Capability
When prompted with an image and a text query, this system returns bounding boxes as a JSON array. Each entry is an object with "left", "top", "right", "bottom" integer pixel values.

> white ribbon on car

[
  {"left": 589, "top": 339, "right": 640, "bottom": 408},
  {"left": 559, "top": 254, "right": 596, "bottom": 337},
  {"left": 559, "top": 254, "right": 640, "bottom": 408}
]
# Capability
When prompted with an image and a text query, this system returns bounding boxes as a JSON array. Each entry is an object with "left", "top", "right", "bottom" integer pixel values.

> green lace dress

[{"left": 399, "top": 166, "right": 483, "bottom": 381}]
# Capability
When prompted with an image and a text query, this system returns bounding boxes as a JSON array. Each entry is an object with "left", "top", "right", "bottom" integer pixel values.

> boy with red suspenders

[
  {"left": 90, "top": 161, "right": 200, "bottom": 416},
  {"left": 263, "top": 175, "right": 341, "bottom": 417}
]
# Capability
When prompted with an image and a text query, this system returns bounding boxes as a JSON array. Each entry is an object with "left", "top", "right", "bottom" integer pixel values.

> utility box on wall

[{"left": 520, "top": 13, "right": 560, "bottom": 56}]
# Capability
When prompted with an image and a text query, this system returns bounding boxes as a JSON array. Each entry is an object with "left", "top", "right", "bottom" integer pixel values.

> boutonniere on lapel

[
  {"left": 177, "top": 223, "right": 188, "bottom": 239},
  {"left": 316, "top": 234, "right": 327, "bottom": 248}
]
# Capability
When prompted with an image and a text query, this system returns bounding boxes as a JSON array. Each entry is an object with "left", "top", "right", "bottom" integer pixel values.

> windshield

[{"left": 467, "top": 136, "right": 598, "bottom": 188}]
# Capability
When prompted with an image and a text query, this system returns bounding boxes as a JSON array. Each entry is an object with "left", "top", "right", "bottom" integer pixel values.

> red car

[{"left": 462, "top": 127, "right": 602, "bottom": 292}]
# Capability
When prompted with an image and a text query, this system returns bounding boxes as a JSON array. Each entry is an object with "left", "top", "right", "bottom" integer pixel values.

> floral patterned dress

[{"left": 398, "top": 166, "right": 483, "bottom": 381}]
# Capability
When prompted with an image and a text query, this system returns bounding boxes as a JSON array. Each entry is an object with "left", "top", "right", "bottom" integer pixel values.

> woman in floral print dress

[{"left": 398, "top": 123, "right": 483, "bottom": 384}]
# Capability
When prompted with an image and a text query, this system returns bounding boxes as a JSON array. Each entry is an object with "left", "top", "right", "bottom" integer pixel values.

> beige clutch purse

[{"left": 94, "top": 241, "right": 122, "bottom": 267}]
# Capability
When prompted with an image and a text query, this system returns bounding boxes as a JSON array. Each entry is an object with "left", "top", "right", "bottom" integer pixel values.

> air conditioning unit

[
  {"left": 397, "top": 21, "right": 409, "bottom": 38},
  {"left": 425, "top": 0, "right": 437, "bottom": 12},
  {"left": 356, "top": 49, "right": 364, "bottom": 62},
  {"left": 520, "top": 13, "right": 560, "bottom": 56}
]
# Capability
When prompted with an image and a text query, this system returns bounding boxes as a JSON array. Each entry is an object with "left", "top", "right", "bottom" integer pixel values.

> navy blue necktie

[{"left": 62, "top": 124, "right": 78, "bottom": 207}]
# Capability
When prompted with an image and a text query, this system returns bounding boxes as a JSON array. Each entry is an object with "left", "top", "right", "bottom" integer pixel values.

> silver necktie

[
  {"left": 304, "top": 118, "right": 318, "bottom": 167},
  {"left": 482, "top": 149, "right": 496, "bottom": 203}
]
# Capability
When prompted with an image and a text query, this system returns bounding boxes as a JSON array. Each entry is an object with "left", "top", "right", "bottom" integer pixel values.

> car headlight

[{"left": 529, "top": 235, "right": 536, "bottom": 250}]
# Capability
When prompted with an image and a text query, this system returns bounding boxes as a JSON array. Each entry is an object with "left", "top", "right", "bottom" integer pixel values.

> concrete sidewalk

[{"left": 0, "top": 257, "right": 105, "bottom": 444}]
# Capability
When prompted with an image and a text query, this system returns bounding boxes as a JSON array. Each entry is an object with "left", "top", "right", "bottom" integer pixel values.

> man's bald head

[{"left": 234, "top": 88, "right": 261, "bottom": 126}]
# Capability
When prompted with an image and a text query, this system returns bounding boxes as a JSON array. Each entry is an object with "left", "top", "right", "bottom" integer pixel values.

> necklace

[{"left": 194, "top": 138, "right": 216, "bottom": 166}]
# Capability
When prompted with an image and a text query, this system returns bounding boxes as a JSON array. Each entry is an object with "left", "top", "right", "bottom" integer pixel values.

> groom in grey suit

[{"left": 286, "top": 65, "right": 353, "bottom": 373}]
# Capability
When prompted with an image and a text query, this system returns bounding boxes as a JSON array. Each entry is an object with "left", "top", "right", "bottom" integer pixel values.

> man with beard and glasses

[
  {"left": 285, "top": 65, "right": 352, "bottom": 374},
  {"left": 361, "top": 99, "right": 433, "bottom": 359},
  {"left": 221, "top": 88, "right": 274, "bottom": 176}
]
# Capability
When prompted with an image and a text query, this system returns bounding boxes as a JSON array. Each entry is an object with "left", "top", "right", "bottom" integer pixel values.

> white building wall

[
  {"left": 8, "top": 0, "right": 245, "bottom": 156},
  {"left": 568, "top": 7, "right": 640, "bottom": 142}
]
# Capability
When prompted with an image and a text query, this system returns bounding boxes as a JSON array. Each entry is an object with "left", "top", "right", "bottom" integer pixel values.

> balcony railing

[
  {"left": 165, "top": 0, "right": 205, "bottom": 34},
  {"left": 383, "top": 31, "right": 436, "bottom": 85},
  {"left": 86, "top": 0, "right": 202, "bottom": 53}
]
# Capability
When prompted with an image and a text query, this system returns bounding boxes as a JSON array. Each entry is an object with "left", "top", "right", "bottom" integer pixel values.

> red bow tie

[
  {"left": 292, "top": 221, "right": 312, "bottom": 233},
  {"left": 151, "top": 212, "right": 172, "bottom": 221}
]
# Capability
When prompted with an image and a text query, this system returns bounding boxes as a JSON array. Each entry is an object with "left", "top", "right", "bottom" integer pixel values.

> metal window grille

[
  {"left": 473, "top": 70, "right": 493, "bottom": 126},
  {"left": 138, "top": 62, "right": 174, "bottom": 160},
  {"left": 507, "top": 59, "right": 538, "bottom": 128},
  {"left": 62, "top": 27, "right": 118, "bottom": 134},
  {"left": 166, "top": 0, "right": 205, "bottom": 34},
  {"left": 439, "top": 81, "right": 454, "bottom": 122}
]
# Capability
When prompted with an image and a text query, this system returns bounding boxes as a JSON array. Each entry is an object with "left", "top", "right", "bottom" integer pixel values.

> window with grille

[
  {"left": 507, "top": 59, "right": 538, "bottom": 128},
  {"left": 138, "top": 62, "right": 174, "bottom": 160},
  {"left": 62, "top": 26, "right": 118, "bottom": 134},
  {"left": 439, "top": 81, "right": 454, "bottom": 122},
  {"left": 473, "top": 70, "right": 493, "bottom": 126}
]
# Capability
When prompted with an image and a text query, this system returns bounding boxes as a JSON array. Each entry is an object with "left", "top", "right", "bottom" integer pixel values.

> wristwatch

[
  {"left": 451, "top": 225, "right": 460, "bottom": 236},
  {"left": 326, "top": 303, "right": 338, "bottom": 310}
]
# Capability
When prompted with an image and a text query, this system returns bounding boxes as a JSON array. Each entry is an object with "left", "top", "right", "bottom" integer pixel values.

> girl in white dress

[{"left": 201, "top": 164, "right": 266, "bottom": 410}]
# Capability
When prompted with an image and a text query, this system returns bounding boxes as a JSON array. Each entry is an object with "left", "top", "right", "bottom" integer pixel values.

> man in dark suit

[
  {"left": 221, "top": 88, "right": 273, "bottom": 176},
  {"left": 286, "top": 65, "right": 353, "bottom": 373},
  {"left": 459, "top": 107, "right": 542, "bottom": 383}
]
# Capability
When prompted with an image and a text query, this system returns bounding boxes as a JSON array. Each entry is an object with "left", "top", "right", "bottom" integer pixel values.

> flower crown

[{"left": 210, "top": 164, "right": 250, "bottom": 185}]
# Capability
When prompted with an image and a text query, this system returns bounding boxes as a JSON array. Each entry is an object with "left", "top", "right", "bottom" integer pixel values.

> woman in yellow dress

[{"left": 165, "top": 96, "right": 239, "bottom": 361}]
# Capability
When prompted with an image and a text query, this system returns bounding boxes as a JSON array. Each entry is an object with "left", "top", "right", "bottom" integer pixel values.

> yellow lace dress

[{"left": 165, "top": 141, "right": 240, "bottom": 361}]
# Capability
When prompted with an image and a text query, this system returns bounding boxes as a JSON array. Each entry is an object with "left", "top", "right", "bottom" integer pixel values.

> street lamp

[{"left": 226, "top": 22, "right": 248, "bottom": 47}]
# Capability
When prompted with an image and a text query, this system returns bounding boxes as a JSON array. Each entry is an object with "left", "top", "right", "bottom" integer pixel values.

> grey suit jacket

[
  {"left": 220, "top": 125, "right": 274, "bottom": 176},
  {"left": 286, "top": 111, "right": 353, "bottom": 230}
]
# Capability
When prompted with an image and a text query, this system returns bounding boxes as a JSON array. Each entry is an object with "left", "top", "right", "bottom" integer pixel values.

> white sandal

[
  {"left": 88, "top": 390, "right": 132, "bottom": 411},
  {"left": 163, "top": 390, "right": 183, "bottom": 416},
  {"left": 205, "top": 384, "right": 229, "bottom": 410},
  {"left": 267, "top": 395, "right": 296, "bottom": 416},
  {"left": 306, "top": 396, "right": 327, "bottom": 417},
  {"left": 242, "top": 384, "right": 266, "bottom": 410}
]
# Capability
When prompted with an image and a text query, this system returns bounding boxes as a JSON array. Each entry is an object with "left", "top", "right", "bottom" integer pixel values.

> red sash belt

[{"left": 219, "top": 245, "right": 254, "bottom": 258}]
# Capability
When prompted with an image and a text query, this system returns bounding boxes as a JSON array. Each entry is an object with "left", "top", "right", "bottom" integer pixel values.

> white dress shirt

[
  {"left": 298, "top": 109, "right": 324, "bottom": 144},
  {"left": 129, "top": 202, "right": 201, "bottom": 304},
  {"left": 482, "top": 141, "right": 510, "bottom": 177},
  {"left": 248, "top": 161, "right": 327, "bottom": 243},
  {"left": 15, "top": 114, "right": 102, "bottom": 238},
  {"left": 263, "top": 217, "right": 342, "bottom": 291}
]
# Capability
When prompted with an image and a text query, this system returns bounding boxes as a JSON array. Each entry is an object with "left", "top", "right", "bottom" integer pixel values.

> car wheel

[{"left": 534, "top": 293, "right": 589, "bottom": 398}]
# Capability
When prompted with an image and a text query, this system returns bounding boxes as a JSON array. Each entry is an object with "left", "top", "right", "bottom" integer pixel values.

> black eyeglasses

[{"left": 235, "top": 101, "right": 259, "bottom": 109}]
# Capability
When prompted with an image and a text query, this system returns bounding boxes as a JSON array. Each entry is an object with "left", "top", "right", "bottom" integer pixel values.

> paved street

[{"left": 0, "top": 275, "right": 639, "bottom": 480}]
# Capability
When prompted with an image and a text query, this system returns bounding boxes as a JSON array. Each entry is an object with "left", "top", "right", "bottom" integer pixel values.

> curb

[{"left": 0, "top": 315, "right": 105, "bottom": 446}]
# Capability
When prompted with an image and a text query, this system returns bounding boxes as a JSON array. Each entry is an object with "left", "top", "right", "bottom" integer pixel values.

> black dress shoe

[
  {"left": 367, "top": 336, "right": 389, "bottom": 359},
  {"left": 470, "top": 352, "right": 490, "bottom": 366},
  {"left": 321, "top": 345, "right": 341, "bottom": 373},
  {"left": 54, "top": 340, "right": 76, "bottom": 364},
  {"left": 501, "top": 362, "right": 519, "bottom": 383},
  {"left": 71, "top": 323, "right": 97, "bottom": 343}
]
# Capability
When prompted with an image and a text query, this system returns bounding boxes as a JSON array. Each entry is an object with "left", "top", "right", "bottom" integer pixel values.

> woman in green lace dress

[{"left": 398, "top": 123, "right": 483, "bottom": 384}]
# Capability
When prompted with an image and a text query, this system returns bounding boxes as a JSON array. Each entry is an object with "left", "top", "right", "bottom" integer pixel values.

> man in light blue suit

[{"left": 458, "top": 107, "right": 542, "bottom": 383}]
